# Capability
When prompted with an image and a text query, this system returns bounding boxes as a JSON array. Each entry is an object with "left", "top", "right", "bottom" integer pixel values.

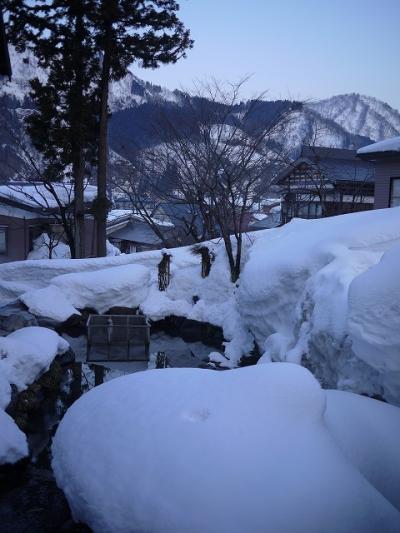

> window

[
  {"left": 0, "top": 226, "right": 7, "bottom": 254},
  {"left": 390, "top": 178, "right": 400, "bottom": 207}
]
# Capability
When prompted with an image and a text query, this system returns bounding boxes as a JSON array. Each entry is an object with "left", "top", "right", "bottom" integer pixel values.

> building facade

[{"left": 357, "top": 137, "right": 400, "bottom": 209}]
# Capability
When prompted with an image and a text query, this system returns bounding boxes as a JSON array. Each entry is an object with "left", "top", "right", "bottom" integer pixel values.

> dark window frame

[
  {"left": 389, "top": 177, "right": 400, "bottom": 208},
  {"left": 0, "top": 225, "right": 8, "bottom": 255}
]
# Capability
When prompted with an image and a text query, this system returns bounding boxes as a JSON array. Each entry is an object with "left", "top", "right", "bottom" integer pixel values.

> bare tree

[{"left": 116, "top": 79, "right": 294, "bottom": 282}]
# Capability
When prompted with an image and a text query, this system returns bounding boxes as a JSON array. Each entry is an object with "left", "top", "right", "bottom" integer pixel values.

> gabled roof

[
  {"left": 276, "top": 146, "right": 375, "bottom": 185},
  {"left": 108, "top": 220, "right": 163, "bottom": 246},
  {"left": 357, "top": 136, "right": 400, "bottom": 160}
]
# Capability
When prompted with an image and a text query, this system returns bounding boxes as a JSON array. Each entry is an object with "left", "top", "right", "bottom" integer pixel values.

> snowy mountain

[
  {"left": 1, "top": 47, "right": 400, "bottom": 182},
  {"left": 309, "top": 94, "right": 400, "bottom": 142}
]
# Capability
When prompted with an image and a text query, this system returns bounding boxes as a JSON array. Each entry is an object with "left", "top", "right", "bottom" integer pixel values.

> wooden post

[{"left": 158, "top": 253, "right": 171, "bottom": 291}]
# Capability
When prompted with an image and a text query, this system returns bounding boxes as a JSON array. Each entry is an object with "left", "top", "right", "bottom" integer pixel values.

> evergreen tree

[
  {"left": 91, "top": 0, "right": 193, "bottom": 256},
  {"left": 5, "top": 0, "right": 99, "bottom": 257}
]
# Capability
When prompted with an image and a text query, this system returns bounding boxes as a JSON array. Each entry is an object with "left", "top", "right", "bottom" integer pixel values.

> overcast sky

[{"left": 136, "top": 0, "right": 400, "bottom": 110}]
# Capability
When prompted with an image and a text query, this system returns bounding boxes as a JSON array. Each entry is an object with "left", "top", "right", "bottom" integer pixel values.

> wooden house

[{"left": 276, "top": 146, "right": 375, "bottom": 223}]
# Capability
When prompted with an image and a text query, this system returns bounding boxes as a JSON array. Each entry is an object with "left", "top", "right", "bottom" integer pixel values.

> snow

[
  {"left": 347, "top": 244, "right": 400, "bottom": 404},
  {"left": 0, "top": 183, "right": 97, "bottom": 210},
  {"left": 21, "top": 264, "right": 151, "bottom": 319},
  {"left": 310, "top": 94, "right": 400, "bottom": 142},
  {"left": 27, "top": 234, "right": 120, "bottom": 260},
  {"left": 21, "top": 285, "right": 80, "bottom": 323},
  {"left": 0, "top": 327, "right": 69, "bottom": 390},
  {"left": 27, "top": 234, "right": 71, "bottom": 260},
  {"left": 0, "top": 327, "right": 69, "bottom": 464},
  {"left": 239, "top": 207, "right": 400, "bottom": 404},
  {"left": 0, "top": 410, "right": 28, "bottom": 465},
  {"left": 52, "top": 363, "right": 400, "bottom": 533},
  {"left": 2, "top": 241, "right": 252, "bottom": 367},
  {"left": 357, "top": 135, "right": 400, "bottom": 155},
  {"left": 325, "top": 390, "right": 400, "bottom": 511}
]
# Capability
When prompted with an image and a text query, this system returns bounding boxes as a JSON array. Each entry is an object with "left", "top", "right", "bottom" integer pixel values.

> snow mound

[
  {"left": 0, "top": 327, "right": 68, "bottom": 464},
  {"left": 21, "top": 264, "right": 151, "bottom": 320},
  {"left": 0, "top": 410, "right": 28, "bottom": 465},
  {"left": 52, "top": 364, "right": 400, "bottom": 533},
  {"left": 239, "top": 207, "right": 400, "bottom": 403}
]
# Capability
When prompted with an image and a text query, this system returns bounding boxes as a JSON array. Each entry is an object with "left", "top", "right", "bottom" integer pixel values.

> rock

[
  {"left": 151, "top": 316, "right": 224, "bottom": 349},
  {"left": 55, "top": 348, "right": 75, "bottom": 366},
  {"left": 0, "top": 465, "right": 90, "bottom": 533},
  {"left": 104, "top": 306, "right": 139, "bottom": 315},
  {"left": 2, "top": 312, "right": 38, "bottom": 333},
  {"left": 0, "top": 300, "right": 38, "bottom": 333},
  {"left": 36, "top": 315, "right": 61, "bottom": 330}
]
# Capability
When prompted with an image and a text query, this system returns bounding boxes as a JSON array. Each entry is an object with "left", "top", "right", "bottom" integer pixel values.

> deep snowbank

[
  {"left": 0, "top": 327, "right": 69, "bottom": 464},
  {"left": 239, "top": 207, "right": 400, "bottom": 404},
  {"left": 52, "top": 364, "right": 400, "bottom": 533},
  {"left": 21, "top": 264, "right": 151, "bottom": 320}
]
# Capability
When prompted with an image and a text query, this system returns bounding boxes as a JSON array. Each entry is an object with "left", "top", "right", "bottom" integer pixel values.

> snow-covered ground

[
  {"left": 1, "top": 207, "right": 400, "bottom": 402},
  {"left": 52, "top": 363, "right": 400, "bottom": 533},
  {"left": 0, "top": 327, "right": 69, "bottom": 464}
]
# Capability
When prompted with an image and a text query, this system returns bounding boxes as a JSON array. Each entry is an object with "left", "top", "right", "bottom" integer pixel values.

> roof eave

[{"left": 357, "top": 151, "right": 400, "bottom": 161}]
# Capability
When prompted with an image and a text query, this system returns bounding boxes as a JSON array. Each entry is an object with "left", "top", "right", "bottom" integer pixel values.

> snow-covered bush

[{"left": 52, "top": 364, "right": 400, "bottom": 532}]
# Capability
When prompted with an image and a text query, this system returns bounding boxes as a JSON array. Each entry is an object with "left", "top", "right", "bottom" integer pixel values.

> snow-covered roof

[
  {"left": 357, "top": 136, "right": 400, "bottom": 156},
  {"left": 0, "top": 183, "right": 97, "bottom": 210},
  {"left": 107, "top": 209, "right": 134, "bottom": 223}
]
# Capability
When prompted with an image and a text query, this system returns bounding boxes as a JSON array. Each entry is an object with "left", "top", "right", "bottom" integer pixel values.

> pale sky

[{"left": 136, "top": 0, "right": 400, "bottom": 110}]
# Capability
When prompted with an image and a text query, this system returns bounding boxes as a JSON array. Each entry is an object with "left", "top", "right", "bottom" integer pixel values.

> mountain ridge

[{"left": 1, "top": 47, "right": 399, "bottom": 182}]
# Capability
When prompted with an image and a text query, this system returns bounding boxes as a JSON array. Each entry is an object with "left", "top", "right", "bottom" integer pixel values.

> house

[
  {"left": 0, "top": 10, "right": 11, "bottom": 80},
  {"left": 276, "top": 146, "right": 375, "bottom": 223},
  {"left": 357, "top": 136, "right": 400, "bottom": 209},
  {"left": 0, "top": 182, "right": 97, "bottom": 262},
  {"left": 107, "top": 210, "right": 174, "bottom": 253}
]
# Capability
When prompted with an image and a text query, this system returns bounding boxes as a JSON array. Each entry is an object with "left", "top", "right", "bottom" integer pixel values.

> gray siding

[
  {"left": 0, "top": 213, "right": 31, "bottom": 263},
  {"left": 374, "top": 159, "right": 400, "bottom": 209}
]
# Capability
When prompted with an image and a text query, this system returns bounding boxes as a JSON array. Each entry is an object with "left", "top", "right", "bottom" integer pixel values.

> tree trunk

[
  {"left": 95, "top": 39, "right": 111, "bottom": 257},
  {"left": 233, "top": 232, "right": 242, "bottom": 283},
  {"left": 73, "top": 150, "right": 86, "bottom": 258},
  {"left": 71, "top": 5, "right": 86, "bottom": 258}
]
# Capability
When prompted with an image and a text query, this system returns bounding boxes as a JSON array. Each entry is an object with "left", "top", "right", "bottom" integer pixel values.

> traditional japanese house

[{"left": 276, "top": 146, "right": 375, "bottom": 223}]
